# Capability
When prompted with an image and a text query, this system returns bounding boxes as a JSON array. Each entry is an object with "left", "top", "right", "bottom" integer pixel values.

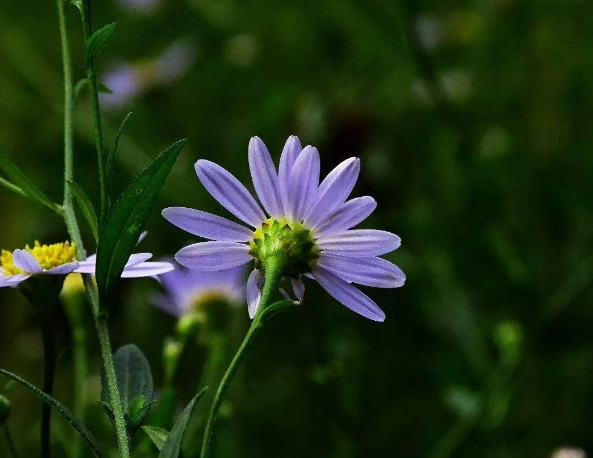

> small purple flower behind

[
  {"left": 152, "top": 263, "right": 244, "bottom": 317},
  {"left": 163, "top": 135, "right": 405, "bottom": 322}
]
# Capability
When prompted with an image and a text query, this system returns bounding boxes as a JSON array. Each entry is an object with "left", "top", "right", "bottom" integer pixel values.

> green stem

[
  {"left": 71, "top": 323, "right": 88, "bottom": 458},
  {"left": 57, "top": 3, "right": 129, "bottom": 456},
  {"left": 56, "top": 0, "right": 82, "bottom": 246},
  {"left": 200, "top": 255, "right": 286, "bottom": 458},
  {"left": 79, "top": 0, "right": 108, "bottom": 226},
  {"left": 40, "top": 311, "right": 56, "bottom": 458},
  {"left": 95, "top": 315, "right": 131, "bottom": 458},
  {"left": 3, "top": 424, "right": 19, "bottom": 458}
]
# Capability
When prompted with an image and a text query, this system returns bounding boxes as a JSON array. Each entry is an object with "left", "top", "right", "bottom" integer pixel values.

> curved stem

[
  {"left": 3, "top": 424, "right": 19, "bottom": 458},
  {"left": 200, "top": 255, "right": 286, "bottom": 458},
  {"left": 40, "top": 311, "right": 56, "bottom": 458}
]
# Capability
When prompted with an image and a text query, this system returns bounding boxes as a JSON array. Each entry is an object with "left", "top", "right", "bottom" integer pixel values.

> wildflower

[
  {"left": 163, "top": 136, "right": 405, "bottom": 322},
  {"left": 152, "top": 263, "right": 244, "bottom": 317},
  {"left": 0, "top": 241, "right": 79, "bottom": 288},
  {"left": 0, "top": 241, "right": 173, "bottom": 288}
]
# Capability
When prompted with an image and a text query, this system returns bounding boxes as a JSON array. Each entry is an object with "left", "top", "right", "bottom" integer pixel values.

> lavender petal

[
  {"left": 278, "top": 136, "right": 302, "bottom": 215},
  {"left": 248, "top": 137, "right": 284, "bottom": 218},
  {"left": 46, "top": 262, "right": 80, "bottom": 275},
  {"left": 0, "top": 274, "right": 31, "bottom": 288},
  {"left": 318, "top": 255, "right": 406, "bottom": 288},
  {"left": 287, "top": 146, "right": 320, "bottom": 221},
  {"left": 120, "top": 261, "right": 175, "bottom": 278},
  {"left": 305, "top": 157, "right": 360, "bottom": 227},
  {"left": 163, "top": 207, "right": 253, "bottom": 242},
  {"left": 175, "top": 241, "right": 252, "bottom": 271},
  {"left": 195, "top": 159, "right": 266, "bottom": 227},
  {"left": 314, "top": 196, "right": 377, "bottom": 235},
  {"left": 12, "top": 250, "right": 43, "bottom": 274},
  {"left": 317, "top": 229, "right": 400, "bottom": 257},
  {"left": 313, "top": 266, "right": 386, "bottom": 322},
  {"left": 247, "top": 269, "right": 263, "bottom": 319},
  {"left": 291, "top": 278, "right": 305, "bottom": 303}
]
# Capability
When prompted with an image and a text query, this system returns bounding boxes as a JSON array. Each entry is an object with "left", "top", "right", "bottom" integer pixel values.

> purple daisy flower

[
  {"left": 152, "top": 263, "right": 244, "bottom": 317},
  {"left": 0, "top": 240, "right": 173, "bottom": 288},
  {"left": 163, "top": 135, "right": 405, "bottom": 322}
]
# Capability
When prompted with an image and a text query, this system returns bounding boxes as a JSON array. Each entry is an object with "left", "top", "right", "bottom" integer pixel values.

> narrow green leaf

[
  {"left": 0, "top": 150, "right": 62, "bottom": 214},
  {"left": 96, "top": 139, "right": 186, "bottom": 302},
  {"left": 97, "top": 81, "right": 112, "bottom": 94},
  {"left": 101, "top": 344, "right": 153, "bottom": 434},
  {"left": 0, "top": 368, "right": 106, "bottom": 458},
  {"left": 0, "top": 177, "right": 26, "bottom": 198},
  {"left": 86, "top": 23, "right": 117, "bottom": 67},
  {"left": 159, "top": 387, "right": 208, "bottom": 458},
  {"left": 142, "top": 426, "right": 169, "bottom": 451},
  {"left": 107, "top": 112, "right": 133, "bottom": 177},
  {"left": 68, "top": 181, "right": 100, "bottom": 243}
]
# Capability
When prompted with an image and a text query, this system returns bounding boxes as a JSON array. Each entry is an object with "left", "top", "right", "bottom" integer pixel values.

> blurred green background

[{"left": 1, "top": 0, "right": 593, "bottom": 457}]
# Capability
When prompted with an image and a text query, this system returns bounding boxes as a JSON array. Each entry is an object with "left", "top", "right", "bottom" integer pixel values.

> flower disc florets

[
  {"left": 249, "top": 218, "right": 319, "bottom": 278},
  {"left": 1, "top": 241, "right": 76, "bottom": 275}
]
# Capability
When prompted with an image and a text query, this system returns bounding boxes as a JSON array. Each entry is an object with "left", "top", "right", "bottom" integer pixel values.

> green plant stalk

[
  {"left": 57, "top": 3, "right": 88, "bottom": 456},
  {"left": 57, "top": 2, "right": 131, "bottom": 457},
  {"left": 70, "top": 319, "right": 88, "bottom": 458},
  {"left": 79, "top": 0, "right": 108, "bottom": 225},
  {"left": 96, "top": 315, "right": 131, "bottom": 457},
  {"left": 40, "top": 311, "right": 57, "bottom": 458},
  {"left": 3, "top": 424, "right": 19, "bottom": 458},
  {"left": 200, "top": 254, "right": 286, "bottom": 458}
]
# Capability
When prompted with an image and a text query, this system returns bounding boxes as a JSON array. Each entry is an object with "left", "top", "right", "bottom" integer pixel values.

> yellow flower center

[{"left": 1, "top": 241, "right": 76, "bottom": 275}]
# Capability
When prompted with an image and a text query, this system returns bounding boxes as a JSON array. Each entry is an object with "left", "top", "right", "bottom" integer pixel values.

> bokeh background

[{"left": 1, "top": 0, "right": 593, "bottom": 457}]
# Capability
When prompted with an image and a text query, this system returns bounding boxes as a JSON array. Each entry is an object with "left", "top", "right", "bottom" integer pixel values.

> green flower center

[{"left": 249, "top": 218, "right": 320, "bottom": 278}]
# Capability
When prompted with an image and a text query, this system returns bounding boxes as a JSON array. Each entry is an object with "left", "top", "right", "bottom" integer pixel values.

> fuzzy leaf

[
  {"left": 159, "top": 387, "right": 208, "bottom": 458},
  {"left": 102, "top": 344, "right": 153, "bottom": 434},
  {"left": 0, "top": 150, "right": 62, "bottom": 214},
  {"left": 142, "top": 426, "right": 169, "bottom": 451},
  {"left": 68, "top": 181, "right": 100, "bottom": 243},
  {"left": 0, "top": 368, "right": 106, "bottom": 458},
  {"left": 86, "top": 23, "right": 117, "bottom": 66},
  {"left": 96, "top": 139, "right": 186, "bottom": 302}
]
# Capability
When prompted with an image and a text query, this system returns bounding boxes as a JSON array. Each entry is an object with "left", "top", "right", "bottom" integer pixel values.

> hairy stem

[
  {"left": 200, "top": 255, "right": 286, "bottom": 458},
  {"left": 57, "top": 2, "right": 130, "bottom": 457},
  {"left": 96, "top": 315, "right": 131, "bottom": 458},
  {"left": 40, "top": 311, "right": 56, "bottom": 458},
  {"left": 3, "top": 424, "right": 19, "bottom": 458},
  {"left": 79, "top": 0, "right": 108, "bottom": 225}
]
